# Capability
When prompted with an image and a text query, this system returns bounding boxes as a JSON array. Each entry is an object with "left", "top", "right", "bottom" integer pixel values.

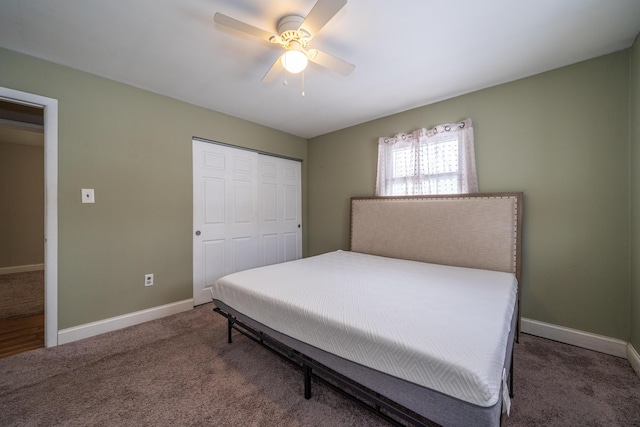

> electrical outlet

[{"left": 144, "top": 274, "right": 154, "bottom": 287}]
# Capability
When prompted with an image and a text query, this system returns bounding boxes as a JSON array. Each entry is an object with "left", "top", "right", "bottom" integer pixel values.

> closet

[{"left": 192, "top": 139, "right": 302, "bottom": 305}]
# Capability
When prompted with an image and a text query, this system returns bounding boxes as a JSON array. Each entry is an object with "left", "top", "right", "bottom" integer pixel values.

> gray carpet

[
  {"left": 0, "top": 270, "right": 44, "bottom": 319},
  {"left": 0, "top": 303, "right": 639, "bottom": 426}
]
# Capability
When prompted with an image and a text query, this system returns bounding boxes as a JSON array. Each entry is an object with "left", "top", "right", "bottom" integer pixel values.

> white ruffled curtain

[{"left": 376, "top": 118, "right": 478, "bottom": 196}]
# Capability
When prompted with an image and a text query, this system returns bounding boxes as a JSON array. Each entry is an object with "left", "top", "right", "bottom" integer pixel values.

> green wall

[
  {"left": 0, "top": 48, "right": 307, "bottom": 329},
  {"left": 0, "top": 141, "right": 44, "bottom": 268},
  {"left": 308, "top": 51, "right": 631, "bottom": 340},
  {"left": 631, "top": 35, "right": 640, "bottom": 349}
]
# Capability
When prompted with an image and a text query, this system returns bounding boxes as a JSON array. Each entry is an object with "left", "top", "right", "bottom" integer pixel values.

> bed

[{"left": 211, "top": 192, "right": 523, "bottom": 427}]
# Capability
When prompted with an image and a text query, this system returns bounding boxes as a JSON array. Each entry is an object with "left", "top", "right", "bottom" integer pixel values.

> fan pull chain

[{"left": 301, "top": 70, "right": 305, "bottom": 97}]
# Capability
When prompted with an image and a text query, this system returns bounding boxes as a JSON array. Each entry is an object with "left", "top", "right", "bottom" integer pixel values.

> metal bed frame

[
  {"left": 213, "top": 306, "right": 436, "bottom": 426},
  {"left": 213, "top": 296, "right": 518, "bottom": 427}
]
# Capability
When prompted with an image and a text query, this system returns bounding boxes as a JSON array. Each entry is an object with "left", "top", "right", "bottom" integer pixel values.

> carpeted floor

[
  {"left": 511, "top": 330, "right": 640, "bottom": 426},
  {"left": 0, "top": 271, "right": 44, "bottom": 319},
  {"left": 0, "top": 303, "right": 639, "bottom": 426}
]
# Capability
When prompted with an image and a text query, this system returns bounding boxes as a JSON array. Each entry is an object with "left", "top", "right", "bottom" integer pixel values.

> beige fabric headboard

[{"left": 350, "top": 193, "right": 523, "bottom": 283}]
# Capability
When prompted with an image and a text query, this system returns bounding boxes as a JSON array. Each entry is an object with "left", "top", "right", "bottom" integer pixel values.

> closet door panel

[
  {"left": 259, "top": 156, "right": 302, "bottom": 266},
  {"left": 193, "top": 141, "right": 259, "bottom": 305}
]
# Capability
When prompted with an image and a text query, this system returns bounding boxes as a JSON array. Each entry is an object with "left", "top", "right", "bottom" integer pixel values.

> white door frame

[{"left": 1, "top": 87, "right": 58, "bottom": 347}]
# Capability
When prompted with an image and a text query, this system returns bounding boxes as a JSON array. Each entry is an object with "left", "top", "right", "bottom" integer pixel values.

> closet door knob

[{"left": 195, "top": 230, "right": 201, "bottom": 236}]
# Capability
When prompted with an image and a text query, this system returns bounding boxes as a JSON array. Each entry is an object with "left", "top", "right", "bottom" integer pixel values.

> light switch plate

[{"left": 82, "top": 188, "right": 95, "bottom": 203}]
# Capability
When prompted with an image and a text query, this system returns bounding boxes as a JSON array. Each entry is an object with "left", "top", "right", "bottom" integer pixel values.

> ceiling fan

[{"left": 214, "top": 0, "right": 355, "bottom": 83}]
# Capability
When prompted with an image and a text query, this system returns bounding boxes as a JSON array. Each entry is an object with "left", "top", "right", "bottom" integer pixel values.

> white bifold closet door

[{"left": 192, "top": 139, "right": 302, "bottom": 306}]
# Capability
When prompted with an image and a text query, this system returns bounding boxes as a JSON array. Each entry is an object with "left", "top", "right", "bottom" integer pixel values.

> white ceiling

[{"left": 1, "top": 0, "right": 639, "bottom": 139}]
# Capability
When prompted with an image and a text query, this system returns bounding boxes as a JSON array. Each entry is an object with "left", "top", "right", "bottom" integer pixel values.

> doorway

[
  {"left": 0, "top": 87, "right": 59, "bottom": 350},
  {"left": 0, "top": 100, "right": 45, "bottom": 357}
]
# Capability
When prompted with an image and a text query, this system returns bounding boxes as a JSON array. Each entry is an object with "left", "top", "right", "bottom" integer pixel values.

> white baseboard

[
  {"left": 628, "top": 343, "right": 640, "bottom": 378},
  {"left": 521, "top": 317, "right": 628, "bottom": 358},
  {"left": 0, "top": 263, "right": 45, "bottom": 275},
  {"left": 58, "top": 299, "right": 194, "bottom": 345}
]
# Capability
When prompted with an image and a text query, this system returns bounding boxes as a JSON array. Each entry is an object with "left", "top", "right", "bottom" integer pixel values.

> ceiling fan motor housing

[{"left": 275, "top": 15, "right": 311, "bottom": 49}]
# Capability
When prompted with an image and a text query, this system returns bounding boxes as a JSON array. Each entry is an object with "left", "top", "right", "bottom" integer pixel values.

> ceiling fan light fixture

[
  {"left": 281, "top": 47, "right": 308, "bottom": 74},
  {"left": 214, "top": 1, "right": 355, "bottom": 83}
]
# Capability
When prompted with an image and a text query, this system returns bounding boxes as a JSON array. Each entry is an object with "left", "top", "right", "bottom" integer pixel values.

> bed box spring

[{"left": 212, "top": 298, "right": 516, "bottom": 427}]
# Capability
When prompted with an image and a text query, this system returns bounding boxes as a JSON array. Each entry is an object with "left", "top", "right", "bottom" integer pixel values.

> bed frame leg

[
  {"left": 509, "top": 349, "right": 514, "bottom": 398},
  {"left": 227, "top": 317, "right": 234, "bottom": 344},
  {"left": 304, "top": 364, "right": 312, "bottom": 400},
  {"left": 516, "top": 300, "right": 521, "bottom": 343}
]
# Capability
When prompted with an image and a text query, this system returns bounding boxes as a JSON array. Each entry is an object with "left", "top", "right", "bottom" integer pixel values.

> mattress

[{"left": 212, "top": 250, "right": 517, "bottom": 407}]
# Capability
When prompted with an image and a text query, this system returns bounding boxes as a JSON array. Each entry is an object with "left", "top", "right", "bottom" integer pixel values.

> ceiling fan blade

[
  {"left": 262, "top": 57, "right": 285, "bottom": 83},
  {"left": 214, "top": 12, "right": 275, "bottom": 41},
  {"left": 307, "top": 49, "right": 355, "bottom": 76},
  {"left": 299, "top": 0, "right": 347, "bottom": 36}
]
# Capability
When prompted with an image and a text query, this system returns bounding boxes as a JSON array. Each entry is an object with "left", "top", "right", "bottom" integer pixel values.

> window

[{"left": 376, "top": 119, "right": 478, "bottom": 196}]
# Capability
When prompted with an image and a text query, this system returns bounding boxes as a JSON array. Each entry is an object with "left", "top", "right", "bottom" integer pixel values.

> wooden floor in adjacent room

[{"left": 0, "top": 313, "right": 44, "bottom": 359}]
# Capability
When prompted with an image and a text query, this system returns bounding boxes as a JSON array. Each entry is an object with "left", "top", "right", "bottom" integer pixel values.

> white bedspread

[{"left": 212, "top": 250, "right": 517, "bottom": 407}]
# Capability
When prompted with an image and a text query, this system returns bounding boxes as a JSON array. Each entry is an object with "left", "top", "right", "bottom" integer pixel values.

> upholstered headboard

[{"left": 350, "top": 193, "right": 523, "bottom": 284}]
